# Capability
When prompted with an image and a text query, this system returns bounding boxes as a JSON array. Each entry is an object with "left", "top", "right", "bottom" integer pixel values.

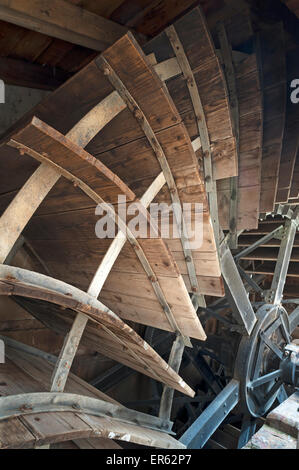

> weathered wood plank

[
  {"left": 0, "top": 0, "right": 127, "bottom": 51},
  {"left": 0, "top": 56, "right": 71, "bottom": 90},
  {"left": 276, "top": 48, "right": 299, "bottom": 202},
  {"left": 0, "top": 265, "right": 195, "bottom": 395},
  {"left": 258, "top": 24, "right": 287, "bottom": 212}
]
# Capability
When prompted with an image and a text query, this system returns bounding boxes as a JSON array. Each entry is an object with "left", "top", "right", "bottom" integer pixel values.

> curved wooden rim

[{"left": 0, "top": 264, "right": 195, "bottom": 397}]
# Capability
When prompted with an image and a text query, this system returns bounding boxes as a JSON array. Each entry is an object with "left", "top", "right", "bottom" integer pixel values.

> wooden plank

[
  {"left": 245, "top": 261, "right": 299, "bottom": 278},
  {"left": 143, "top": 6, "right": 238, "bottom": 181},
  {"left": 0, "top": 417, "right": 36, "bottom": 449},
  {"left": 290, "top": 151, "right": 299, "bottom": 199},
  {"left": 217, "top": 45, "right": 263, "bottom": 230},
  {"left": 239, "top": 247, "right": 299, "bottom": 262},
  {"left": 0, "top": 411, "right": 185, "bottom": 449},
  {"left": 0, "top": 0, "right": 127, "bottom": 51},
  {"left": 217, "top": 22, "right": 240, "bottom": 246},
  {"left": 266, "top": 392, "right": 299, "bottom": 439},
  {"left": 4, "top": 339, "right": 118, "bottom": 403},
  {"left": 258, "top": 24, "right": 287, "bottom": 212},
  {"left": 0, "top": 265, "right": 195, "bottom": 396},
  {"left": 276, "top": 48, "right": 299, "bottom": 202},
  {"left": 7, "top": 116, "right": 135, "bottom": 204},
  {"left": 0, "top": 163, "right": 60, "bottom": 264},
  {"left": 0, "top": 56, "right": 71, "bottom": 90},
  {"left": 217, "top": 11, "right": 263, "bottom": 230}
]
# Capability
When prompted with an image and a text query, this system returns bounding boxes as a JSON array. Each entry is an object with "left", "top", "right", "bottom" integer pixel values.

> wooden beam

[
  {"left": 0, "top": 56, "right": 71, "bottom": 90},
  {"left": 0, "top": 162, "right": 59, "bottom": 264},
  {"left": 0, "top": 0, "right": 127, "bottom": 51}
]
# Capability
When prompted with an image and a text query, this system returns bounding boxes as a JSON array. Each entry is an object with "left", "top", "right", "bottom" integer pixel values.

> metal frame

[
  {"left": 165, "top": 24, "right": 220, "bottom": 246},
  {"left": 180, "top": 380, "right": 239, "bottom": 449}
]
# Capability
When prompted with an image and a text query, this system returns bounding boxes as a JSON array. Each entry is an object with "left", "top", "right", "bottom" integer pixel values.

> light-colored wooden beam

[{"left": 0, "top": 0, "right": 127, "bottom": 51}]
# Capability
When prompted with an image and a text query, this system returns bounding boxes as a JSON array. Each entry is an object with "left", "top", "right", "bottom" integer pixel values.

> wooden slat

[
  {"left": 217, "top": 51, "right": 263, "bottom": 231},
  {"left": 0, "top": 411, "right": 184, "bottom": 449},
  {"left": 239, "top": 247, "right": 299, "bottom": 262},
  {"left": 244, "top": 261, "right": 299, "bottom": 278},
  {"left": 258, "top": 24, "right": 287, "bottom": 212},
  {"left": 0, "top": 162, "right": 60, "bottom": 264},
  {"left": 3, "top": 117, "right": 206, "bottom": 340},
  {"left": 0, "top": 56, "right": 71, "bottom": 90},
  {"left": 0, "top": 265, "right": 195, "bottom": 396},
  {"left": 0, "top": 0, "right": 127, "bottom": 51},
  {"left": 289, "top": 151, "right": 299, "bottom": 199},
  {"left": 143, "top": 6, "right": 238, "bottom": 182},
  {"left": 276, "top": 48, "right": 299, "bottom": 203}
]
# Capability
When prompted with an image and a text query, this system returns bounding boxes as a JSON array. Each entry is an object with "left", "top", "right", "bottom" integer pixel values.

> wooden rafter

[{"left": 0, "top": 0, "right": 127, "bottom": 51}]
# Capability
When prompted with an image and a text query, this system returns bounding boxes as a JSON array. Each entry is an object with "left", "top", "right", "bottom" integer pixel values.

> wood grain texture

[
  {"left": 0, "top": 0, "right": 127, "bottom": 51},
  {"left": 276, "top": 48, "right": 299, "bottom": 203},
  {"left": 217, "top": 52, "right": 263, "bottom": 230},
  {"left": 0, "top": 265, "right": 195, "bottom": 396},
  {"left": 143, "top": 6, "right": 238, "bottom": 182},
  {"left": 258, "top": 24, "right": 287, "bottom": 212},
  {"left": 0, "top": 344, "right": 183, "bottom": 449}
]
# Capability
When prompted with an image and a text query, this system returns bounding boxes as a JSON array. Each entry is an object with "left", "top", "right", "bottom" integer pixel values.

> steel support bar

[
  {"left": 237, "top": 266, "right": 264, "bottom": 295},
  {"left": 220, "top": 243, "right": 257, "bottom": 335},
  {"left": 180, "top": 379, "right": 239, "bottom": 449},
  {"left": 234, "top": 225, "right": 284, "bottom": 261},
  {"left": 265, "top": 219, "right": 298, "bottom": 304},
  {"left": 0, "top": 393, "right": 172, "bottom": 433},
  {"left": 159, "top": 335, "right": 185, "bottom": 421}
]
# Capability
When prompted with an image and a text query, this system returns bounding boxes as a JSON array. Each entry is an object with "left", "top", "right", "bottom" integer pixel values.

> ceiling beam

[
  {"left": 0, "top": 0, "right": 128, "bottom": 51},
  {"left": 0, "top": 56, "right": 71, "bottom": 90}
]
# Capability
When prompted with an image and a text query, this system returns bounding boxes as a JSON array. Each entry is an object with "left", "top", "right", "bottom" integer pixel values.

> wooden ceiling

[
  {"left": 1, "top": 0, "right": 298, "bottom": 91},
  {"left": 0, "top": 0, "right": 227, "bottom": 89}
]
